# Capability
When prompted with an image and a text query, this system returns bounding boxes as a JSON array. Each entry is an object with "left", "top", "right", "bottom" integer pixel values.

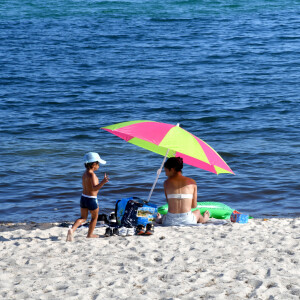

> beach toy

[
  {"left": 230, "top": 211, "right": 249, "bottom": 223},
  {"left": 158, "top": 201, "right": 235, "bottom": 219}
]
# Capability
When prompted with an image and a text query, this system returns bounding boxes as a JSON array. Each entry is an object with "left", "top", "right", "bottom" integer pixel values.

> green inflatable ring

[{"left": 158, "top": 201, "right": 235, "bottom": 220}]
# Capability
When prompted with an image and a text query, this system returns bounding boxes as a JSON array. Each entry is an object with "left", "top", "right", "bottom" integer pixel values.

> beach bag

[{"left": 115, "top": 197, "right": 157, "bottom": 227}]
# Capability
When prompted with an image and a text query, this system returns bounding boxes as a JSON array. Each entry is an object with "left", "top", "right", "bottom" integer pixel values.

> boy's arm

[{"left": 91, "top": 173, "right": 109, "bottom": 191}]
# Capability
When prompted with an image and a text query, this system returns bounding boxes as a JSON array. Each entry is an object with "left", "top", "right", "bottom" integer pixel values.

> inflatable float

[{"left": 158, "top": 201, "right": 243, "bottom": 220}]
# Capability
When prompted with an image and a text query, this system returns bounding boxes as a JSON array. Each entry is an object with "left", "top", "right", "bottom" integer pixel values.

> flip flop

[{"left": 136, "top": 224, "right": 145, "bottom": 235}]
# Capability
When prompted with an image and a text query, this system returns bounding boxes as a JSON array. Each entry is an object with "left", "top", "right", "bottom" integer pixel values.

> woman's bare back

[{"left": 164, "top": 175, "right": 197, "bottom": 213}]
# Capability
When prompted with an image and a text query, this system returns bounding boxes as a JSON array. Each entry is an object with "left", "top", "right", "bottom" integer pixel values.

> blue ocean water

[{"left": 0, "top": 0, "right": 299, "bottom": 223}]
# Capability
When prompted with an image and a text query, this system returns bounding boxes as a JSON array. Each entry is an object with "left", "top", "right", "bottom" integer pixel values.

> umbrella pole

[{"left": 146, "top": 149, "right": 170, "bottom": 203}]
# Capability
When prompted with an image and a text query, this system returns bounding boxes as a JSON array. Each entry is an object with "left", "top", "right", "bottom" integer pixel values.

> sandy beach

[{"left": 0, "top": 218, "right": 299, "bottom": 300}]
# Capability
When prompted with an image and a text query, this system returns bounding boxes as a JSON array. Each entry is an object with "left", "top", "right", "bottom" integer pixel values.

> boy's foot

[
  {"left": 144, "top": 223, "right": 154, "bottom": 235},
  {"left": 136, "top": 224, "right": 145, "bottom": 235},
  {"left": 66, "top": 228, "right": 74, "bottom": 242},
  {"left": 87, "top": 234, "right": 99, "bottom": 238}
]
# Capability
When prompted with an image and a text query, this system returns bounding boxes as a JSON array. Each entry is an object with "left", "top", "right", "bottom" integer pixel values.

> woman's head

[{"left": 164, "top": 157, "right": 183, "bottom": 172}]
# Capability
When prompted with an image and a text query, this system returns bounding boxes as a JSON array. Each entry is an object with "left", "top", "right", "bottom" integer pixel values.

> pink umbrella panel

[{"left": 101, "top": 120, "right": 234, "bottom": 175}]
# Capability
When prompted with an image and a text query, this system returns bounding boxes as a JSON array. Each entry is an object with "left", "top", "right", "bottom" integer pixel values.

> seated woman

[{"left": 156, "top": 157, "right": 210, "bottom": 226}]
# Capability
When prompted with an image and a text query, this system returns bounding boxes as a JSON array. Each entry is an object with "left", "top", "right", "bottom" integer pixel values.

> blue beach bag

[{"left": 115, "top": 197, "right": 157, "bottom": 227}]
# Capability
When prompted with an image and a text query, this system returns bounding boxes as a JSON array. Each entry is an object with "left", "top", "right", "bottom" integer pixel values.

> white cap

[{"left": 84, "top": 152, "right": 106, "bottom": 164}]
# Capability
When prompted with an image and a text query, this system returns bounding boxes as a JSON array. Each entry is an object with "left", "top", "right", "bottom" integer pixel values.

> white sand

[{"left": 0, "top": 218, "right": 299, "bottom": 300}]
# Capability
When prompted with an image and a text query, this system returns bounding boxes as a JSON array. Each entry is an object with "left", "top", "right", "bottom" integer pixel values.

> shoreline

[
  {"left": 1, "top": 218, "right": 299, "bottom": 299},
  {"left": 0, "top": 216, "right": 299, "bottom": 229}
]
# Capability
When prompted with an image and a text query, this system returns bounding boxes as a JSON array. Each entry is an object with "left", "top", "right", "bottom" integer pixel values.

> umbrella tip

[{"left": 176, "top": 123, "right": 180, "bottom": 127}]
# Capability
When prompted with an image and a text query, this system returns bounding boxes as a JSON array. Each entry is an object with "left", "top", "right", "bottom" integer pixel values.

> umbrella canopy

[
  {"left": 101, "top": 120, "right": 234, "bottom": 202},
  {"left": 102, "top": 120, "right": 234, "bottom": 175}
]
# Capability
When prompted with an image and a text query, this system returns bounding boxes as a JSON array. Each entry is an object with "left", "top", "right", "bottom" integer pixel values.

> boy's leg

[
  {"left": 87, "top": 207, "right": 99, "bottom": 238},
  {"left": 66, "top": 208, "right": 89, "bottom": 241},
  {"left": 72, "top": 208, "right": 89, "bottom": 231}
]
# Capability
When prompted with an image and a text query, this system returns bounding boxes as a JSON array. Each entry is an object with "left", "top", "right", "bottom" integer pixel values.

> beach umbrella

[{"left": 101, "top": 120, "right": 234, "bottom": 202}]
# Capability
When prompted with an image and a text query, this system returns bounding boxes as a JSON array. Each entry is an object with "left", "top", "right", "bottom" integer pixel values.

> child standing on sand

[{"left": 66, "top": 152, "right": 109, "bottom": 241}]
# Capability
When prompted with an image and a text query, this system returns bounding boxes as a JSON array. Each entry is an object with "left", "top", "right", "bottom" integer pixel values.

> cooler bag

[{"left": 115, "top": 197, "right": 157, "bottom": 227}]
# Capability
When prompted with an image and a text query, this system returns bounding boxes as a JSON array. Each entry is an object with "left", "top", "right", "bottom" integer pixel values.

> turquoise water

[{"left": 0, "top": 0, "right": 299, "bottom": 222}]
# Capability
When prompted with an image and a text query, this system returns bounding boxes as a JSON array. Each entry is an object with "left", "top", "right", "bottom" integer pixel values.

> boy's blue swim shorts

[{"left": 80, "top": 194, "right": 99, "bottom": 211}]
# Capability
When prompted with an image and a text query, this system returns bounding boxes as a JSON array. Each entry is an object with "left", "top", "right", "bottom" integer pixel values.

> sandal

[
  {"left": 136, "top": 224, "right": 145, "bottom": 235},
  {"left": 144, "top": 223, "right": 154, "bottom": 235},
  {"left": 105, "top": 227, "right": 113, "bottom": 237}
]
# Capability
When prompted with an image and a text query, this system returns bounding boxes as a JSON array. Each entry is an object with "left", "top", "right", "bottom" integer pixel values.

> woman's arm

[
  {"left": 163, "top": 181, "right": 168, "bottom": 204},
  {"left": 191, "top": 183, "right": 198, "bottom": 209}
]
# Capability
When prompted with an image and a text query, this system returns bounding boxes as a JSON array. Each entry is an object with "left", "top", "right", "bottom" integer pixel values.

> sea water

[{"left": 0, "top": 0, "right": 299, "bottom": 222}]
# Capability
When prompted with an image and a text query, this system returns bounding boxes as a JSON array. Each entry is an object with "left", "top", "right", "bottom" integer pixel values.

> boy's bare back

[{"left": 82, "top": 170, "right": 99, "bottom": 197}]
